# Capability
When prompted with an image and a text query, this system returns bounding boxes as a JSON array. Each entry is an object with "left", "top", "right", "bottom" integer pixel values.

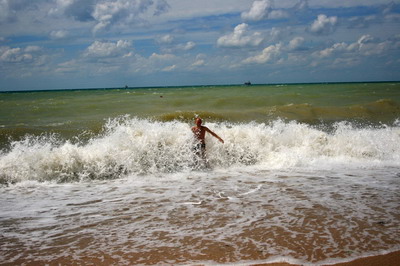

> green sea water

[{"left": 1, "top": 82, "right": 399, "bottom": 145}]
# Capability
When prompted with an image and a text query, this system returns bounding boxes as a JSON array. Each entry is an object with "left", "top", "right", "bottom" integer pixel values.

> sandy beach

[
  {"left": 8, "top": 250, "right": 399, "bottom": 265},
  {"left": 254, "top": 250, "right": 400, "bottom": 266},
  {"left": 330, "top": 250, "right": 400, "bottom": 266}
]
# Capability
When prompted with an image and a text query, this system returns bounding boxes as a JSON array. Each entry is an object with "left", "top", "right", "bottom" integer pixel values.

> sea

[{"left": 0, "top": 82, "right": 399, "bottom": 265}]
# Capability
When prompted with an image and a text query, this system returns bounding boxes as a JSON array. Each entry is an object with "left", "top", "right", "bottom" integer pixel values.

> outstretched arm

[{"left": 205, "top": 127, "right": 224, "bottom": 143}]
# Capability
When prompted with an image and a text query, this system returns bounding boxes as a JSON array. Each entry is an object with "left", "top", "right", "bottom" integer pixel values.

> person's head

[{"left": 195, "top": 117, "right": 202, "bottom": 126}]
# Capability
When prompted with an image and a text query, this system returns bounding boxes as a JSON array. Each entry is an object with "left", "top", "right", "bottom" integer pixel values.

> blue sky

[{"left": 0, "top": 0, "right": 400, "bottom": 91}]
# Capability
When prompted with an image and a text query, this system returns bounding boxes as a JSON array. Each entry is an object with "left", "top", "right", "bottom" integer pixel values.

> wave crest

[{"left": 1, "top": 117, "right": 399, "bottom": 184}]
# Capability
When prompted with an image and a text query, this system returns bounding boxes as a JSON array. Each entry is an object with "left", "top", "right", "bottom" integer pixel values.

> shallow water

[{"left": 1, "top": 167, "right": 399, "bottom": 265}]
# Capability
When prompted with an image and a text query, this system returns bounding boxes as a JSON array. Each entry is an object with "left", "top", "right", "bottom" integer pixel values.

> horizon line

[{"left": 1, "top": 80, "right": 399, "bottom": 94}]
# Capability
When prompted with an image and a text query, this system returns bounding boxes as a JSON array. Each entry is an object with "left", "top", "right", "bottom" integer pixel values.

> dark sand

[{"left": 253, "top": 250, "right": 400, "bottom": 266}]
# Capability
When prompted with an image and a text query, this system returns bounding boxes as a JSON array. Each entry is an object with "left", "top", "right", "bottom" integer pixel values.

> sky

[{"left": 0, "top": 0, "right": 400, "bottom": 91}]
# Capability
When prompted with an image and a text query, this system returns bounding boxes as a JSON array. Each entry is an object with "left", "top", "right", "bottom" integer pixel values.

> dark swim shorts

[{"left": 194, "top": 143, "right": 206, "bottom": 151}]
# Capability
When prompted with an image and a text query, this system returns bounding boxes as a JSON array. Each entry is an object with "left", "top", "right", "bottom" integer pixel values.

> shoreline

[
  {"left": 329, "top": 250, "right": 400, "bottom": 266},
  {"left": 250, "top": 250, "right": 400, "bottom": 266},
  {"left": 9, "top": 250, "right": 399, "bottom": 265}
]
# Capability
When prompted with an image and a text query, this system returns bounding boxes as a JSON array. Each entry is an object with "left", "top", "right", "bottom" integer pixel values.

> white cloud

[
  {"left": 177, "top": 41, "right": 196, "bottom": 51},
  {"left": 288, "top": 37, "right": 305, "bottom": 51},
  {"left": 315, "top": 42, "right": 348, "bottom": 58},
  {"left": 0, "top": 45, "right": 44, "bottom": 63},
  {"left": 83, "top": 40, "right": 132, "bottom": 58},
  {"left": 0, "top": 44, "right": 52, "bottom": 79},
  {"left": 156, "top": 34, "right": 195, "bottom": 52},
  {"left": 50, "top": 30, "right": 69, "bottom": 39},
  {"left": 269, "top": 27, "right": 285, "bottom": 42},
  {"left": 55, "top": 59, "right": 79, "bottom": 73},
  {"left": 162, "top": 64, "right": 176, "bottom": 71},
  {"left": 243, "top": 43, "right": 283, "bottom": 64},
  {"left": 241, "top": 0, "right": 288, "bottom": 21},
  {"left": 357, "top": 34, "right": 375, "bottom": 45},
  {"left": 91, "top": 0, "right": 170, "bottom": 33},
  {"left": 242, "top": 0, "right": 272, "bottom": 21},
  {"left": 48, "top": 0, "right": 170, "bottom": 33},
  {"left": 158, "top": 34, "right": 174, "bottom": 44},
  {"left": 24, "top": 46, "right": 42, "bottom": 53},
  {"left": 268, "top": 10, "right": 289, "bottom": 19},
  {"left": 92, "top": 1, "right": 129, "bottom": 33},
  {"left": 294, "top": 0, "right": 309, "bottom": 10},
  {"left": 0, "top": 47, "right": 30, "bottom": 63},
  {"left": 359, "top": 41, "right": 392, "bottom": 56},
  {"left": 217, "top": 23, "right": 263, "bottom": 48},
  {"left": 191, "top": 59, "right": 205, "bottom": 67},
  {"left": 150, "top": 53, "right": 175, "bottom": 60},
  {"left": 159, "top": 40, "right": 196, "bottom": 54},
  {"left": 309, "top": 14, "right": 338, "bottom": 35},
  {"left": 313, "top": 34, "right": 397, "bottom": 60}
]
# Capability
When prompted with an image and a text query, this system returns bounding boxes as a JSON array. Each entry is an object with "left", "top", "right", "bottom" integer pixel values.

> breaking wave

[{"left": 1, "top": 116, "right": 399, "bottom": 184}]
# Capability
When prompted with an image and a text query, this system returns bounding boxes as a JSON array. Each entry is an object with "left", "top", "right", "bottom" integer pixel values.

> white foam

[
  {"left": 1, "top": 165, "right": 399, "bottom": 264},
  {"left": 0, "top": 117, "right": 399, "bottom": 183}
]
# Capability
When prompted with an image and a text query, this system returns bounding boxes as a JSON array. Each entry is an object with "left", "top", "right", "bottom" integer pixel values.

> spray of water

[{"left": 1, "top": 117, "right": 399, "bottom": 184}]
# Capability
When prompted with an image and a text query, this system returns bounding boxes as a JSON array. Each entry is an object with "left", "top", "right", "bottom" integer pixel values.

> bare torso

[
  {"left": 192, "top": 126, "right": 207, "bottom": 144},
  {"left": 191, "top": 118, "right": 224, "bottom": 146}
]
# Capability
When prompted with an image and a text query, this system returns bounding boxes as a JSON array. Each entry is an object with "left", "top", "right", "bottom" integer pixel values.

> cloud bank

[{"left": 0, "top": 0, "right": 399, "bottom": 90}]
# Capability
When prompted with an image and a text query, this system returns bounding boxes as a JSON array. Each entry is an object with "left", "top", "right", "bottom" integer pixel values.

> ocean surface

[{"left": 1, "top": 82, "right": 400, "bottom": 265}]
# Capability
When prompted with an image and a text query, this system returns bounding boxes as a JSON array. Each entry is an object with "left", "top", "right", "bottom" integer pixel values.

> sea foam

[{"left": 0, "top": 117, "right": 399, "bottom": 183}]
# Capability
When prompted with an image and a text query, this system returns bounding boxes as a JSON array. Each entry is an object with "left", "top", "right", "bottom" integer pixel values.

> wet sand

[
  {"left": 253, "top": 250, "right": 400, "bottom": 266},
  {"left": 9, "top": 250, "right": 399, "bottom": 265},
  {"left": 2, "top": 167, "right": 399, "bottom": 266},
  {"left": 2, "top": 177, "right": 399, "bottom": 266},
  {"left": 330, "top": 250, "right": 400, "bottom": 266}
]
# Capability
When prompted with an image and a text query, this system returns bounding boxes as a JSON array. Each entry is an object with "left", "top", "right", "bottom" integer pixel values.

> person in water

[{"left": 191, "top": 117, "right": 224, "bottom": 160}]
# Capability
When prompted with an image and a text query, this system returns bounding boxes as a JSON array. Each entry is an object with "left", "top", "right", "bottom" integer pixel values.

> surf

[{"left": 1, "top": 116, "right": 399, "bottom": 184}]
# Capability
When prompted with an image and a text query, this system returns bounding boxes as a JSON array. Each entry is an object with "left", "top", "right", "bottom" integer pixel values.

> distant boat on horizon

[{"left": 244, "top": 81, "right": 252, "bottom": 86}]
